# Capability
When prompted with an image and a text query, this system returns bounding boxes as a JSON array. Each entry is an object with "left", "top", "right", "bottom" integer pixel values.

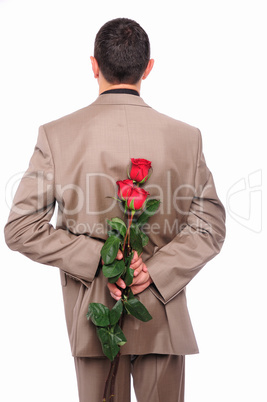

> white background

[{"left": 0, "top": 0, "right": 266, "bottom": 401}]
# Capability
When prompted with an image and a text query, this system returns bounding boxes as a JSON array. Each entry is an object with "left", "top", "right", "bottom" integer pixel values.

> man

[{"left": 4, "top": 18, "right": 226, "bottom": 402}]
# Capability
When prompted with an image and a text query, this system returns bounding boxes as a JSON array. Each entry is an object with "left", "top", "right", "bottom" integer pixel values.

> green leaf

[
  {"left": 124, "top": 298, "right": 152, "bottom": 322},
  {"left": 96, "top": 328, "right": 120, "bottom": 361},
  {"left": 107, "top": 229, "right": 124, "bottom": 241},
  {"left": 139, "top": 231, "right": 149, "bottom": 247},
  {"left": 127, "top": 288, "right": 135, "bottom": 300},
  {"left": 123, "top": 252, "right": 134, "bottom": 286},
  {"left": 107, "top": 218, "right": 127, "bottom": 238},
  {"left": 113, "top": 323, "right": 127, "bottom": 346},
  {"left": 125, "top": 252, "right": 134, "bottom": 266},
  {"left": 131, "top": 223, "right": 149, "bottom": 247},
  {"left": 101, "top": 236, "right": 120, "bottom": 265},
  {"left": 129, "top": 198, "right": 135, "bottom": 210},
  {"left": 109, "top": 299, "right": 123, "bottom": 325},
  {"left": 108, "top": 273, "right": 122, "bottom": 284},
  {"left": 130, "top": 225, "right": 143, "bottom": 256},
  {"left": 124, "top": 265, "right": 134, "bottom": 286},
  {"left": 102, "top": 259, "right": 125, "bottom": 278},
  {"left": 137, "top": 199, "right": 160, "bottom": 226},
  {"left": 87, "top": 303, "right": 110, "bottom": 327}
]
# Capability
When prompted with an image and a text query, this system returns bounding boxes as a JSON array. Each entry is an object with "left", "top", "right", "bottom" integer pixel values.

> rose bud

[
  {"left": 130, "top": 158, "right": 152, "bottom": 183},
  {"left": 126, "top": 186, "right": 150, "bottom": 211},
  {"left": 116, "top": 179, "right": 134, "bottom": 201}
]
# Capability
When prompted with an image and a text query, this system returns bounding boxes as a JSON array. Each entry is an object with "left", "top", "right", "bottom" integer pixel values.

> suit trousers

[{"left": 74, "top": 354, "right": 185, "bottom": 402}]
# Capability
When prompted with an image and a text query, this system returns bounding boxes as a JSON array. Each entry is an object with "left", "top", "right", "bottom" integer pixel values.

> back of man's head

[{"left": 94, "top": 18, "right": 150, "bottom": 85}]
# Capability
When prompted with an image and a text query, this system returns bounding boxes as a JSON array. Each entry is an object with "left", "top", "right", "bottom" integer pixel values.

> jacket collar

[{"left": 90, "top": 93, "right": 151, "bottom": 108}]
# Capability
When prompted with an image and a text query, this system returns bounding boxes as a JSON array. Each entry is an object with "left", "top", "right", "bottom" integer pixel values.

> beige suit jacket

[{"left": 5, "top": 94, "right": 226, "bottom": 357}]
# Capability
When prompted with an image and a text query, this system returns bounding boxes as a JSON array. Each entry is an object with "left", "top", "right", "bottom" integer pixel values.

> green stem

[
  {"left": 127, "top": 211, "right": 134, "bottom": 249},
  {"left": 103, "top": 210, "right": 134, "bottom": 400},
  {"left": 122, "top": 210, "right": 134, "bottom": 259},
  {"left": 102, "top": 314, "right": 125, "bottom": 401},
  {"left": 109, "top": 352, "right": 121, "bottom": 401},
  {"left": 108, "top": 314, "right": 125, "bottom": 400},
  {"left": 102, "top": 360, "right": 115, "bottom": 401}
]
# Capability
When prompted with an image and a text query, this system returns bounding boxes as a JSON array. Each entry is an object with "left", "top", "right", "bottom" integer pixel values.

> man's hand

[
  {"left": 130, "top": 270, "right": 152, "bottom": 295},
  {"left": 106, "top": 250, "right": 150, "bottom": 301}
]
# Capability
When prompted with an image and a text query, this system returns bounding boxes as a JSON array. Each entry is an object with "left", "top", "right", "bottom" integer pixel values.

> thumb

[{"left": 117, "top": 249, "right": 123, "bottom": 260}]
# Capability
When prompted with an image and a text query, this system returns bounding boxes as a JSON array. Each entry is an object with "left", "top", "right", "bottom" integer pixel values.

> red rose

[
  {"left": 126, "top": 186, "right": 150, "bottom": 211},
  {"left": 116, "top": 179, "right": 134, "bottom": 201},
  {"left": 117, "top": 179, "right": 150, "bottom": 211},
  {"left": 130, "top": 158, "right": 152, "bottom": 183}
]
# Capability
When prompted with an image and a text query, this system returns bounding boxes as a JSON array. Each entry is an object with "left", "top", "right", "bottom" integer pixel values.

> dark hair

[{"left": 94, "top": 18, "right": 150, "bottom": 85}]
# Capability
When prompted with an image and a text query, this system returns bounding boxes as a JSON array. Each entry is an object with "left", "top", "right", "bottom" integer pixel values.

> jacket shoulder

[
  {"left": 41, "top": 100, "right": 201, "bottom": 146},
  {"left": 147, "top": 106, "right": 201, "bottom": 145},
  {"left": 151, "top": 106, "right": 199, "bottom": 131},
  {"left": 42, "top": 104, "right": 92, "bottom": 133}
]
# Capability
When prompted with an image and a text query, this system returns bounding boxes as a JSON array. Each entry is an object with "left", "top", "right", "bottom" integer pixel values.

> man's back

[
  {"left": 5, "top": 91, "right": 225, "bottom": 357},
  {"left": 42, "top": 93, "right": 203, "bottom": 256}
]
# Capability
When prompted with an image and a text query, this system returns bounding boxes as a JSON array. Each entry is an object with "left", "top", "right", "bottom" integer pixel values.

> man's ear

[
  {"left": 90, "top": 56, "right": 100, "bottom": 79},
  {"left": 142, "top": 59, "right": 154, "bottom": 80}
]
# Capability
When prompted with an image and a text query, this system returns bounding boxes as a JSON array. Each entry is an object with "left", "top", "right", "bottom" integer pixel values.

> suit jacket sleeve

[
  {"left": 4, "top": 126, "right": 103, "bottom": 282},
  {"left": 146, "top": 130, "right": 226, "bottom": 304}
]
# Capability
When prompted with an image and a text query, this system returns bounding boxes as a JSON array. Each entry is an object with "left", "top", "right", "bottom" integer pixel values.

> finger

[
  {"left": 131, "top": 272, "right": 143, "bottom": 285},
  {"left": 107, "top": 282, "right": 122, "bottom": 297},
  {"left": 130, "top": 257, "right": 142, "bottom": 270},
  {"left": 116, "top": 277, "right": 126, "bottom": 289},
  {"left": 131, "top": 279, "right": 151, "bottom": 295},
  {"left": 131, "top": 286, "right": 138, "bottom": 295},
  {"left": 131, "top": 250, "right": 138, "bottom": 263},
  {"left": 110, "top": 292, "right": 121, "bottom": 301},
  {"left": 142, "top": 263, "right": 148, "bottom": 273},
  {"left": 134, "top": 265, "right": 143, "bottom": 277},
  {"left": 132, "top": 271, "right": 150, "bottom": 285},
  {"left": 130, "top": 251, "right": 143, "bottom": 269},
  {"left": 116, "top": 249, "right": 123, "bottom": 260},
  {"left": 131, "top": 284, "right": 145, "bottom": 295}
]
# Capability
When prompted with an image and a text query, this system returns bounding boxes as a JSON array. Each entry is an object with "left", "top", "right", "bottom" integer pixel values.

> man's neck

[
  {"left": 98, "top": 75, "right": 141, "bottom": 95},
  {"left": 100, "top": 88, "right": 140, "bottom": 96}
]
